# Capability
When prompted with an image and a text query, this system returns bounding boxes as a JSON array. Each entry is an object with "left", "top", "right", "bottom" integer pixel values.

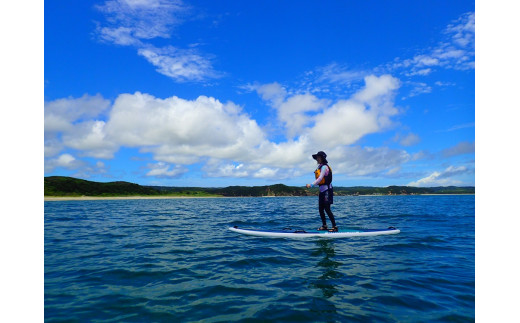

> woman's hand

[{"left": 306, "top": 184, "right": 311, "bottom": 188}]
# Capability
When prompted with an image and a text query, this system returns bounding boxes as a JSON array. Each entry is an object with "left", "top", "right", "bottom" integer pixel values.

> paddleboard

[{"left": 229, "top": 226, "right": 400, "bottom": 238}]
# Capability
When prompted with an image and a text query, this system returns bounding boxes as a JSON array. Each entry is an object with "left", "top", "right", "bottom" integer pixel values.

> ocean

[{"left": 45, "top": 195, "right": 475, "bottom": 322}]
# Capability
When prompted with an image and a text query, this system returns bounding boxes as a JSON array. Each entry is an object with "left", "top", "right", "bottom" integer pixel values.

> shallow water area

[{"left": 45, "top": 195, "right": 474, "bottom": 322}]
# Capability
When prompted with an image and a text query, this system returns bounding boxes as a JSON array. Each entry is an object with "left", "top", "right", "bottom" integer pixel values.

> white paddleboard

[{"left": 229, "top": 226, "right": 400, "bottom": 238}]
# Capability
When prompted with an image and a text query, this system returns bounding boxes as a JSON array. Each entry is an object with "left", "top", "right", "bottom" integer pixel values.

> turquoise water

[{"left": 45, "top": 195, "right": 474, "bottom": 322}]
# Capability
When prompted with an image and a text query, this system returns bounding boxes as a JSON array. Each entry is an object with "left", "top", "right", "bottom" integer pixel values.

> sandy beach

[
  {"left": 44, "top": 193, "right": 474, "bottom": 201},
  {"left": 44, "top": 195, "right": 223, "bottom": 201}
]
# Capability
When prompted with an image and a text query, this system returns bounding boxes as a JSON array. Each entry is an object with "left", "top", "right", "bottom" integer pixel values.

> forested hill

[
  {"left": 44, "top": 176, "right": 160, "bottom": 197},
  {"left": 44, "top": 176, "right": 475, "bottom": 197}
]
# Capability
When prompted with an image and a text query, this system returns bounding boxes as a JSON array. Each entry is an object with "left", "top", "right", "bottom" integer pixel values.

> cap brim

[{"left": 312, "top": 154, "right": 318, "bottom": 159}]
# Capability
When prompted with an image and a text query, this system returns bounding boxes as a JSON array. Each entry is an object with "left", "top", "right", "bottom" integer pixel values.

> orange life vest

[{"left": 314, "top": 165, "right": 332, "bottom": 186}]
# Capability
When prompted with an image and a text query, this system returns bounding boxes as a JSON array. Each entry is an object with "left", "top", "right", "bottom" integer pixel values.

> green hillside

[
  {"left": 44, "top": 176, "right": 475, "bottom": 197},
  {"left": 44, "top": 176, "right": 160, "bottom": 197}
]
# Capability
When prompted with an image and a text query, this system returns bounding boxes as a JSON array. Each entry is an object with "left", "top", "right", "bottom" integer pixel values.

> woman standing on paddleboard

[{"left": 306, "top": 151, "right": 338, "bottom": 232}]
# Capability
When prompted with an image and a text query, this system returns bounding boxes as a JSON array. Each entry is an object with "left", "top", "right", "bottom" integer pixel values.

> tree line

[{"left": 45, "top": 176, "right": 475, "bottom": 197}]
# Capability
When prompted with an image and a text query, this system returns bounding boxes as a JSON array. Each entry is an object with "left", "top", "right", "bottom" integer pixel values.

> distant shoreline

[
  {"left": 44, "top": 195, "right": 227, "bottom": 201},
  {"left": 44, "top": 194, "right": 474, "bottom": 201},
  {"left": 45, "top": 176, "right": 475, "bottom": 198}
]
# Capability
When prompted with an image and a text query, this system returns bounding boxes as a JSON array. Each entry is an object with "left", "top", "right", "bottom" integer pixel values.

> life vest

[{"left": 314, "top": 164, "right": 332, "bottom": 186}]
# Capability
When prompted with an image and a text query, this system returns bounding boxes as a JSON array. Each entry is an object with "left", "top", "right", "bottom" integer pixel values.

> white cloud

[
  {"left": 44, "top": 94, "right": 111, "bottom": 133},
  {"left": 202, "top": 160, "right": 251, "bottom": 178},
  {"left": 445, "top": 12, "right": 475, "bottom": 48},
  {"left": 441, "top": 141, "right": 475, "bottom": 157},
  {"left": 253, "top": 167, "right": 280, "bottom": 179},
  {"left": 44, "top": 138, "right": 64, "bottom": 158},
  {"left": 352, "top": 75, "right": 400, "bottom": 105},
  {"left": 44, "top": 153, "right": 111, "bottom": 177},
  {"left": 304, "top": 12, "right": 475, "bottom": 102},
  {"left": 137, "top": 46, "right": 217, "bottom": 82},
  {"left": 254, "top": 137, "right": 310, "bottom": 168},
  {"left": 61, "top": 120, "right": 118, "bottom": 159},
  {"left": 271, "top": 93, "right": 328, "bottom": 138},
  {"left": 252, "top": 82, "right": 329, "bottom": 138},
  {"left": 330, "top": 146, "right": 411, "bottom": 177},
  {"left": 250, "top": 74, "right": 401, "bottom": 155},
  {"left": 95, "top": 0, "right": 185, "bottom": 42},
  {"left": 278, "top": 94, "right": 327, "bottom": 137},
  {"left": 310, "top": 99, "right": 379, "bottom": 147},
  {"left": 434, "top": 81, "right": 456, "bottom": 87},
  {"left": 201, "top": 159, "right": 303, "bottom": 180},
  {"left": 96, "top": 26, "right": 142, "bottom": 46},
  {"left": 389, "top": 12, "right": 475, "bottom": 77},
  {"left": 310, "top": 75, "right": 400, "bottom": 147},
  {"left": 44, "top": 94, "right": 113, "bottom": 158},
  {"left": 44, "top": 75, "right": 407, "bottom": 180},
  {"left": 254, "top": 82, "right": 287, "bottom": 106},
  {"left": 395, "top": 133, "right": 421, "bottom": 147},
  {"left": 104, "top": 92, "right": 265, "bottom": 163},
  {"left": 44, "top": 92, "right": 268, "bottom": 165},
  {"left": 437, "top": 122, "right": 475, "bottom": 132},
  {"left": 44, "top": 154, "right": 85, "bottom": 173},
  {"left": 403, "top": 82, "right": 432, "bottom": 99},
  {"left": 146, "top": 162, "right": 188, "bottom": 178},
  {"left": 409, "top": 68, "right": 432, "bottom": 76},
  {"left": 316, "top": 63, "right": 367, "bottom": 85},
  {"left": 94, "top": 0, "right": 219, "bottom": 82},
  {"left": 411, "top": 150, "right": 434, "bottom": 161},
  {"left": 407, "top": 165, "right": 473, "bottom": 186}
]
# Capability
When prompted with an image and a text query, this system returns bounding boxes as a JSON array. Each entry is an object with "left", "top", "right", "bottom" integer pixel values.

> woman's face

[{"left": 316, "top": 156, "right": 323, "bottom": 164}]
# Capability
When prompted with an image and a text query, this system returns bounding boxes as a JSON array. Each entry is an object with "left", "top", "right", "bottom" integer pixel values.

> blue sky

[{"left": 44, "top": 0, "right": 475, "bottom": 187}]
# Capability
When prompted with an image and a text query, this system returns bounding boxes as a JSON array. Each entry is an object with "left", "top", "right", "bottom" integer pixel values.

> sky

[{"left": 43, "top": 0, "right": 476, "bottom": 187}]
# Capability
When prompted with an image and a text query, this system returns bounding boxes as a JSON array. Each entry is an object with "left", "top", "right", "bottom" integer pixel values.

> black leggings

[{"left": 319, "top": 190, "right": 336, "bottom": 227}]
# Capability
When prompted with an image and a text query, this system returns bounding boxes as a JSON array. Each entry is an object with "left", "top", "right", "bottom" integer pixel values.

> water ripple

[{"left": 45, "top": 196, "right": 474, "bottom": 322}]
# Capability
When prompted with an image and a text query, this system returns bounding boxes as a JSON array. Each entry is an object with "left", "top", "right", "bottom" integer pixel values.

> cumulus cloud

[
  {"left": 45, "top": 94, "right": 113, "bottom": 158},
  {"left": 45, "top": 74, "right": 407, "bottom": 180},
  {"left": 278, "top": 94, "right": 328, "bottom": 136},
  {"left": 44, "top": 153, "right": 110, "bottom": 178},
  {"left": 310, "top": 75, "right": 400, "bottom": 147},
  {"left": 407, "top": 165, "right": 473, "bottom": 186},
  {"left": 104, "top": 92, "right": 266, "bottom": 163},
  {"left": 44, "top": 138, "right": 64, "bottom": 158},
  {"left": 45, "top": 154, "right": 85, "bottom": 173},
  {"left": 330, "top": 146, "right": 411, "bottom": 177},
  {"left": 202, "top": 159, "right": 304, "bottom": 180},
  {"left": 281, "top": 96, "right": 328, "bottom": 138},
  {"left": 44, "top": 94, "right": 111, "bottom": 133},
  {"left": 44, "top": 92, "right": 272, "bottom": 177},
  {"left": 250, "top": 74, "right": 401, "bottom": 152},
  {"left": 94, "top": 0, "right": 219, "bottom": 82},
  {"left": 202, "top": 161, "right": 250, "bottom": 178},
  {"left": 146, "top": 162, "right": 188, "bottom": 178},
  {"left": 254, "top": 82, "right": 287, "bottom": 106},
  {"left": 61, "top": 120, "right": 118, "bottom": 159},
  {"left": 252, "top": 83, "right": 329, "bottom": 138}
]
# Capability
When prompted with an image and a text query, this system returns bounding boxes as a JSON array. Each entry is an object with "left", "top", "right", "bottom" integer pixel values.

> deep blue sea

[{"left": 45, "top": 195, "right": 474, "bottom": 322}]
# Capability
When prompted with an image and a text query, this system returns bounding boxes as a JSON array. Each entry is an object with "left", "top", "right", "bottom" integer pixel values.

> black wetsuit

[
  {"left": 314, "top": 164, "right": 336, "bottom": 228},
  {"left": 319, "top": 185, "right": 336, "bottom": 227}
]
